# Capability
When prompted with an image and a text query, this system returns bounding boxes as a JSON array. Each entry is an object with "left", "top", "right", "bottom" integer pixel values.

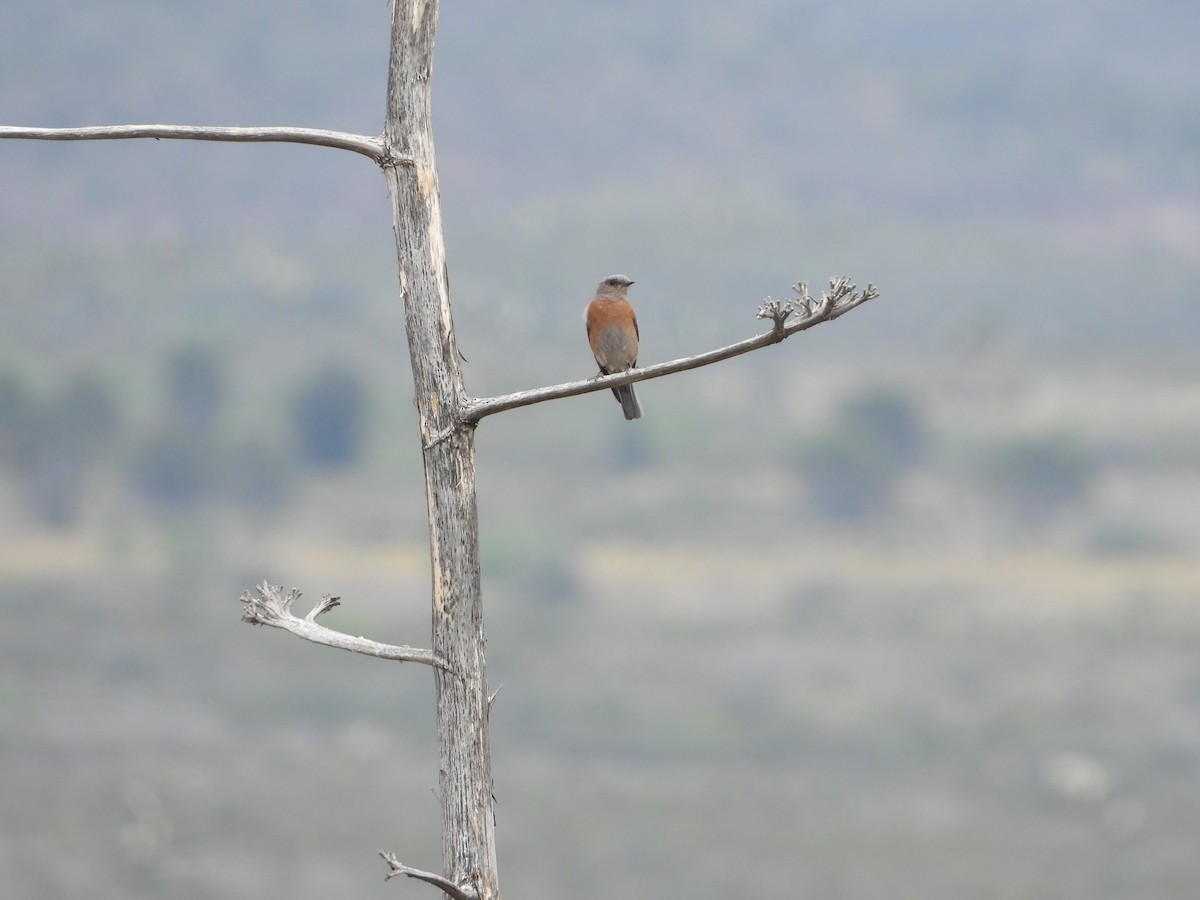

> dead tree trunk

[
  {"left": 1, "top": 3, "right": 878, "bottom": 895},
  {"left": 381, "top": 2, "right": 499, "bottom": 897}
]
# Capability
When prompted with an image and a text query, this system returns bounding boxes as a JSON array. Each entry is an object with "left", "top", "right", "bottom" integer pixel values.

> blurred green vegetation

[
  {"left": 971, "top": 432, "right": 1096, "bottom": 525},
  {"left": 796, "top": 387, "right": 929, "bottom": 522},
  {"left": 0, "top": 346, "right": 374, "bottom": 523},
  {"left": 2, "top": 1, "right": 1199, "bottom": 898},
  {"left": 290, "top": 364, "right": 368, "bottom": 470},
  {"left": 0, "top": 368, "right": 120, "bottom": 526},
  {"left": 1, "top": 249, "right": 1197, "bottom": 899}
]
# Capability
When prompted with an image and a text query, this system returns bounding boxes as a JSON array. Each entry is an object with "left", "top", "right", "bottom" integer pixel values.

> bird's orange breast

[{"left": 586, "top": 298, "right": 639, "bottom": 373}]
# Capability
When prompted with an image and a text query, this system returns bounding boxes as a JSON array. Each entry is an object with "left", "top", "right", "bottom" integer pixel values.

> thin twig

[
  {"left": 486, "top": 684, "right": 503, "bottom": 718},
  {"left": 240, "top": 582, "right": 451, "bottom": 671},
  {"left": 460, "top": 277, "right": 878, "bottom": 422},
  {"left": 0, "top": 123, "right": 389, "bottom": 161},
  {"left": 379, "top": 852, "right": 480, "bottom": 900}
]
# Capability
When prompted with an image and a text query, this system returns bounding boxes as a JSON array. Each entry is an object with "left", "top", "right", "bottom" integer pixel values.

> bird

[{"left": 585, "top": 274, "right": 642, "bottom": 420}]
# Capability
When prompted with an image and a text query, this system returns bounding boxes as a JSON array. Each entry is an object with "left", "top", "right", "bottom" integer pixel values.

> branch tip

[
  {"left": 240, "top": 581, "right": 298, "bottom": 625},
  {"left": 755, "top": 297, "right": 793, "bottom": 331},
  {"left": 307, "top": 595, "right": 342, "bottom": 621},
  {"left": 486, "top": 683, "right": 504, "bottom": 717}
]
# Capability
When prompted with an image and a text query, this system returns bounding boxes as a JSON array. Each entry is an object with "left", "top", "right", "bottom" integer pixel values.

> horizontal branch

[
  {"left": 240, "top": 582, "right": 450, "bottom": 670},
  {"left": 460, "top": 276, "right": 878, "bottom": 422},
  {"left": 0, "top": 123, "right": 388, "bottom": 161},
  {"left": 380, "top": 852, "right": 479, "bottom": 900}
]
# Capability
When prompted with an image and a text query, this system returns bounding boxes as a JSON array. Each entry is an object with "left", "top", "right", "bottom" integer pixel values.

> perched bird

[{"left": 585, "top": 274, "right": 642, "bottom": 420}]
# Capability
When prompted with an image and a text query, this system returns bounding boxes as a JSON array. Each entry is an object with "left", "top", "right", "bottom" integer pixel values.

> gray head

[{"left": 596, "top": 274, "right": 635, "bottom": 298}]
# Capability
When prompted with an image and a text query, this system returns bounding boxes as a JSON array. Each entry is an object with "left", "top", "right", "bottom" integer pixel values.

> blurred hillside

[
  {"left": 2, "top": 2, "right": 1199, "bottom": 899},
  {"left": 2, "top": 0, "right": 1198, "bottom": 361}
]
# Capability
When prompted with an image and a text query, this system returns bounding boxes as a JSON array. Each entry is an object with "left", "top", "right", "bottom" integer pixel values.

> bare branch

[
  {"left": 486, "top": 684, "right": 503, "bottom": 718},
  {"left": 0, "top": 124, "right": 388, "bottom": 162},
  {"left": 240, "top": 582, "right": 450, "bottom": 670},
  {"left": 461, "top": 277, "right": 878, "bottom": 422},
  {"left": 379, "top": 852, "right": 480, "bottom": 900},
  {"left": 755, "top": 296, "right": 794, "bottom": 331},
  {"left": 306, "top": 594, "right": 342, "bottom": 621}
]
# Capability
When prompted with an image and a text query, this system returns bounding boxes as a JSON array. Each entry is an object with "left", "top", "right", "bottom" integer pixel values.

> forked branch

[
  {"left": 240, "top": 582, "right": 450, "bottom": 670},
  {"left": 460, "top": 276, "right": 878, "bottom": 423},
  {"left": 379, "top": 852, "right": 480, "bottom": 900}
]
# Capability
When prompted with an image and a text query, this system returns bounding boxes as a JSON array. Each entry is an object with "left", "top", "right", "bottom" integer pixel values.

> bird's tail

[{"left": 613, "top": 384, "right": 642, "bottom": 420}]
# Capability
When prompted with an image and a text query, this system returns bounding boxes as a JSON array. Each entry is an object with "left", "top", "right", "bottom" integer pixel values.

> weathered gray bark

[{"left": 381, "top": 2, "right": 499, "bottom": 898}]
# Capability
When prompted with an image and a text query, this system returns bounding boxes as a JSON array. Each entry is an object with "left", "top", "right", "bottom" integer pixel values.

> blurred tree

[
  {"left": 57, "top": 373, "right": 121, "bottom": 450},
  {"left": 131, "top": 427, "right": 213, "bottom": 512},
  {"left": 290, "top": 364, "right": 369, "bottom": 469},
  {"left": 5, "top": 371, "right": 121, "bottom": 527},
  {"left": 975, "top": 433, "right": 1094, "bottom": 525},
  {"left": 130, "top": 344, "right": 297, "bottom": 515},
  {"left": 129, "top": 414, "right": 295, "bottom": 517},
  {"left": 798, "top": 386, "right": 928, "bottom": 523},
  {"left": 164, "top": 343, "right": 224, "bottom": 433},
  {"left": 0, "top": 369, "right": 38, "bottom": 471}
]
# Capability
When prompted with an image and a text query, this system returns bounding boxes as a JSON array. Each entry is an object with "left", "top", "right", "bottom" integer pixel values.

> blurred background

[{"left": 2, "top": 1, "right": 1198, "bottom": 898}]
